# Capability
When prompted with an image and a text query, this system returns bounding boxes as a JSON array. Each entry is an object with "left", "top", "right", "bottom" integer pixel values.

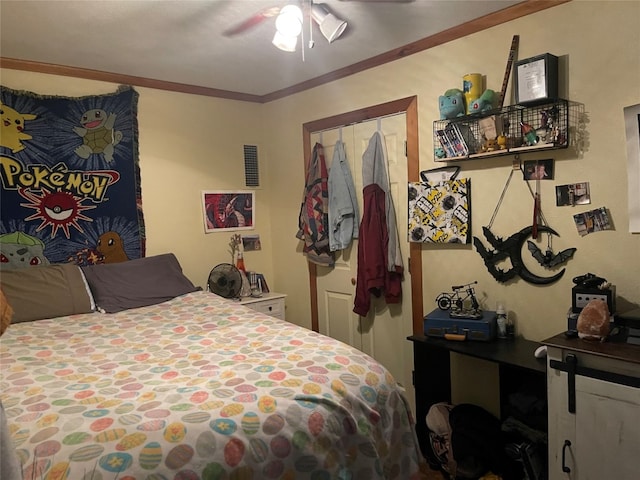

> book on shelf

[
  {"left": 247, "top": 271, "right": 270, "bottom": 293},
  {"left": 444, "top": 123, "right": 469, "bottom": 157},
  {"left": 256, "top": 273, "right": 269, "bottom": 293},
  {"left": 436, "top": 129, "right": 457, "bottom": 158}
]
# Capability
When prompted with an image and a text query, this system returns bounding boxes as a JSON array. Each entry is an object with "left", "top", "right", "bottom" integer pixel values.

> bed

[{"left": 0, "top": 254, "right": 423, "bottom": 479}]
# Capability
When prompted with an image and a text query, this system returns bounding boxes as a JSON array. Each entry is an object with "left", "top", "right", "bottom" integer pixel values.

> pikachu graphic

[{"left": 0, "top": 102, "right": 37, "bottom": 153}]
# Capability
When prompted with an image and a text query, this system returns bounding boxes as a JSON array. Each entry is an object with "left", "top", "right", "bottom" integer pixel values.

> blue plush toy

[
  {"left": 468, "top": 89, "right": 496, "bottom": 114},
  {"left": 439, "top": 89, "right": 465, "bottom": 119}
]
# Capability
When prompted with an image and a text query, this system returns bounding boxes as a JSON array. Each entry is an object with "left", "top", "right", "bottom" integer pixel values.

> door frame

[{"left": 302, "top": 96, "right": 423, "bottom": 336}]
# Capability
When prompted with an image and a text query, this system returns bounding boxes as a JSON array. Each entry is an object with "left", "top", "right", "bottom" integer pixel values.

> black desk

[{"left": 407, "top": 335, "right": 547, "bottom": 458}]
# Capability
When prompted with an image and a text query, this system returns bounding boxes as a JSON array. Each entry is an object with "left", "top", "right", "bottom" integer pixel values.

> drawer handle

[
  {"left": 268, "top": 306, "right": 272, "bottom": 311},
  {"left": 562, "top": 440, "right": 571, "bottom": 473}
]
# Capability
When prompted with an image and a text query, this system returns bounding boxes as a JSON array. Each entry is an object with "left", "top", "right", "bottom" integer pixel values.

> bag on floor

[{"left": 426, "top": 402, "right": 520, "bottom": 480}]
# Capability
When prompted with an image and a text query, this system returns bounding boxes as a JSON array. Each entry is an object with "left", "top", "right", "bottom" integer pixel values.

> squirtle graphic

[
  {"left": 73, "top": 108, "right": 123, "bottom": 163},
  {"left": 97, "top": 230, "right": 129, "bottom": 263},
  {"left": 0, "top": 231, "right": 50, "bottom": 270},
  {"left": 0, "top": 103, "right": 37, "bottom": 153}
]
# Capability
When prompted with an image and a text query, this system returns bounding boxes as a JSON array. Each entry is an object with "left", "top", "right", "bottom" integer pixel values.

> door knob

[{"left": 351, "top": 278, "right": 356, "bottom": 285}]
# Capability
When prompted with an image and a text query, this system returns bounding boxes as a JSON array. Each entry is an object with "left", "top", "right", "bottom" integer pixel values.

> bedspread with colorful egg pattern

[{"left": 1, "top": 291, "right": 423, "bottom": 479}]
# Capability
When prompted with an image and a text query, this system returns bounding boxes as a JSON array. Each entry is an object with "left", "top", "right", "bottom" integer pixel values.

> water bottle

[{"left": 496, "top": 304, "right": 507, "bottom": 339}]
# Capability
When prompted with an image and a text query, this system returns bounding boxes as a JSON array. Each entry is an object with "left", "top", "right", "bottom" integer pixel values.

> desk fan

[{"left": 207, "top": 263, "right": 243, "bottom": 299}]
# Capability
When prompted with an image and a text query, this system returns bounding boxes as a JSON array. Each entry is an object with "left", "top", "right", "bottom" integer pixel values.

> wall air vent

[{"left": 244, "top": 145, "right": 260, "bottom": 187}]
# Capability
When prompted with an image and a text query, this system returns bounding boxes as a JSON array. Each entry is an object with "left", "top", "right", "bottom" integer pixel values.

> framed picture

[
  {"left": 515, "top": 53, "right": 559, "bottom": 105},
  {"left": 624, "top": 103, "right": 640, "bottom": 232},
  {"left": 202, "top": 190, "right": 255, "bottom": 233}
]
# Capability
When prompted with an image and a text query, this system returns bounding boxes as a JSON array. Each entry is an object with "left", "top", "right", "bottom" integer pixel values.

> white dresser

[
  {"left": 543, "top": 334, "right": 640, "bottom": 480},
  {"left": 239, "top": 293, "right": 286, "bottom": 321}
]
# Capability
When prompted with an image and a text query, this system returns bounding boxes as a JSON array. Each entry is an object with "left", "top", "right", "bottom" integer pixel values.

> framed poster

[
  {"left": 515, "top": 53, "right": 559, "bottom": 105},
  {"left": 202, "top": 190, "right": 255, "bottom": 233},
  {"left": 624, "top": 103, "right": 640, "bottom": 232}
]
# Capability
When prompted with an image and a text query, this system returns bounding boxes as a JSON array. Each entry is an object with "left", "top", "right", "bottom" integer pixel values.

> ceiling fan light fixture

[
  {"left": 311, "top": 4, "right": 347, "bottom": 43},
  {"left": 272, "top": 31, "right": 298, "bottom": 52},
  {"left": 275, "top": 4, "right": 303, "bottom": 37}
]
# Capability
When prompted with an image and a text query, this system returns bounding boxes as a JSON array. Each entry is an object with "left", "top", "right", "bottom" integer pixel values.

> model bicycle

[{"left": 435, "top": 281, "right": 483, "bottom": 319}]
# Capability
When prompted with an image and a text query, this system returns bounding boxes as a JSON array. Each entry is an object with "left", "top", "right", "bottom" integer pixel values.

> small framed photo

[
  {"left": 515, "top": 53, "right": 559, "bottom": 105},
  {"left": 523, "top": 159, "right": 554, "bottom": 180},
  {"left": 202, "top": 190, "right": 255, "bottom": 233}
]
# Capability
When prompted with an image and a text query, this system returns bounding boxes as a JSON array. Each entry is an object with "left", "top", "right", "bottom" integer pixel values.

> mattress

[{"left": 1, "top": 290, "right": 423, "bottom": 479}]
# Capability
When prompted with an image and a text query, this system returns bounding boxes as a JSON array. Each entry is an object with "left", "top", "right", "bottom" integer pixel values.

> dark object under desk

[{"left": 407, "top": 335, "right": 547, "bottom": 459}]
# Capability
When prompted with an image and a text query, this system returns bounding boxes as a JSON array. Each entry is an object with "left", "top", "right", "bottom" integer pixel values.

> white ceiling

[{"left": 1, "top": 0, "right": 524, "bottom": 98}]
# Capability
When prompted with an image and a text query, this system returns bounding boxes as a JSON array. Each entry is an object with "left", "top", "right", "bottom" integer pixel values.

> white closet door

[
  {"left": 313, "top": 114, "right": 413, "bottom": 409},
  {"left": 313, "top": 127, "right": 363, "bottom": 351}
]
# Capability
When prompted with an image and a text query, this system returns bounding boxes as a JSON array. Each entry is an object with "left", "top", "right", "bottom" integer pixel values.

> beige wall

[
  {"left": 261, "top": 0, "right": 640, "bottom": 413},
  {"left": 0, "top": 71, "right": 273, "bottom": 290},
  {"left": 2, "top": 0, "right": 639, "bottom": 414},
  {"left": 264, "top": 0, "right": 640, "bottom": 339}
]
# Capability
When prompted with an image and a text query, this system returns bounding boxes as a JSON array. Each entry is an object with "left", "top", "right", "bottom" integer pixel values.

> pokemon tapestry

[{"left": 0, "top": 85, "right": 145, "bottom": 269}]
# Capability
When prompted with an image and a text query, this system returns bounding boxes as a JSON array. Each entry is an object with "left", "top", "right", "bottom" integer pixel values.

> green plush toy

[
  {"left": 439, "top": 88, "right": 466, "bottom": 119},
  {"left": 468, "top": 89, "right": 496, "bottom": 114}
]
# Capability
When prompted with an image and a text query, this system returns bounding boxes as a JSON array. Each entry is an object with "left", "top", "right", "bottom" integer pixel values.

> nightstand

[{"left": 239, "top": 293, "right": 286, "bottom": 321}]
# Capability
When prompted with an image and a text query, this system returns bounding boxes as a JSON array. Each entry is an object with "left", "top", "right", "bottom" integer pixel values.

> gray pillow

[
  {"left": 80, "top": 253, "right": 199, "bottom": 313},
  {"left": 0, "top": 263, "right": 94, "bottom": 323}
]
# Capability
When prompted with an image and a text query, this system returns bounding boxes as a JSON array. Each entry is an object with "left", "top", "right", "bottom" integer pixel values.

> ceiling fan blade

[{"left": 223, "top": 7, "right": 281, "bottom": 37}]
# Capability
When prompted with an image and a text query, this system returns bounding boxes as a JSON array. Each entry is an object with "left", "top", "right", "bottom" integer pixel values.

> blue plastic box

[{"left": 423, "top": 308, "right": 497, "bottom": 342}]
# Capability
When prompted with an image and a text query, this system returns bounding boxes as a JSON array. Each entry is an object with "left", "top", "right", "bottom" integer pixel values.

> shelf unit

[{"left": 433, "top": 99, "right": 574, "bottom": 162}]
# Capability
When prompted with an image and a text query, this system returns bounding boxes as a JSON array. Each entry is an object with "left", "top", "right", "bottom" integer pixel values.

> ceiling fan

[{"left": 223, "top": 0, "right": 413, "bottom": 51}]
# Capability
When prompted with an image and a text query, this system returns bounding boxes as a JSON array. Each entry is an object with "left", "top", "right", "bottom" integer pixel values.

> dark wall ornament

[
  {"left": 473, "top": 225, "right": 574, "bottom": 284},
  {"left": 527, "top": 241, "right": 576, "bottom": 268}
]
